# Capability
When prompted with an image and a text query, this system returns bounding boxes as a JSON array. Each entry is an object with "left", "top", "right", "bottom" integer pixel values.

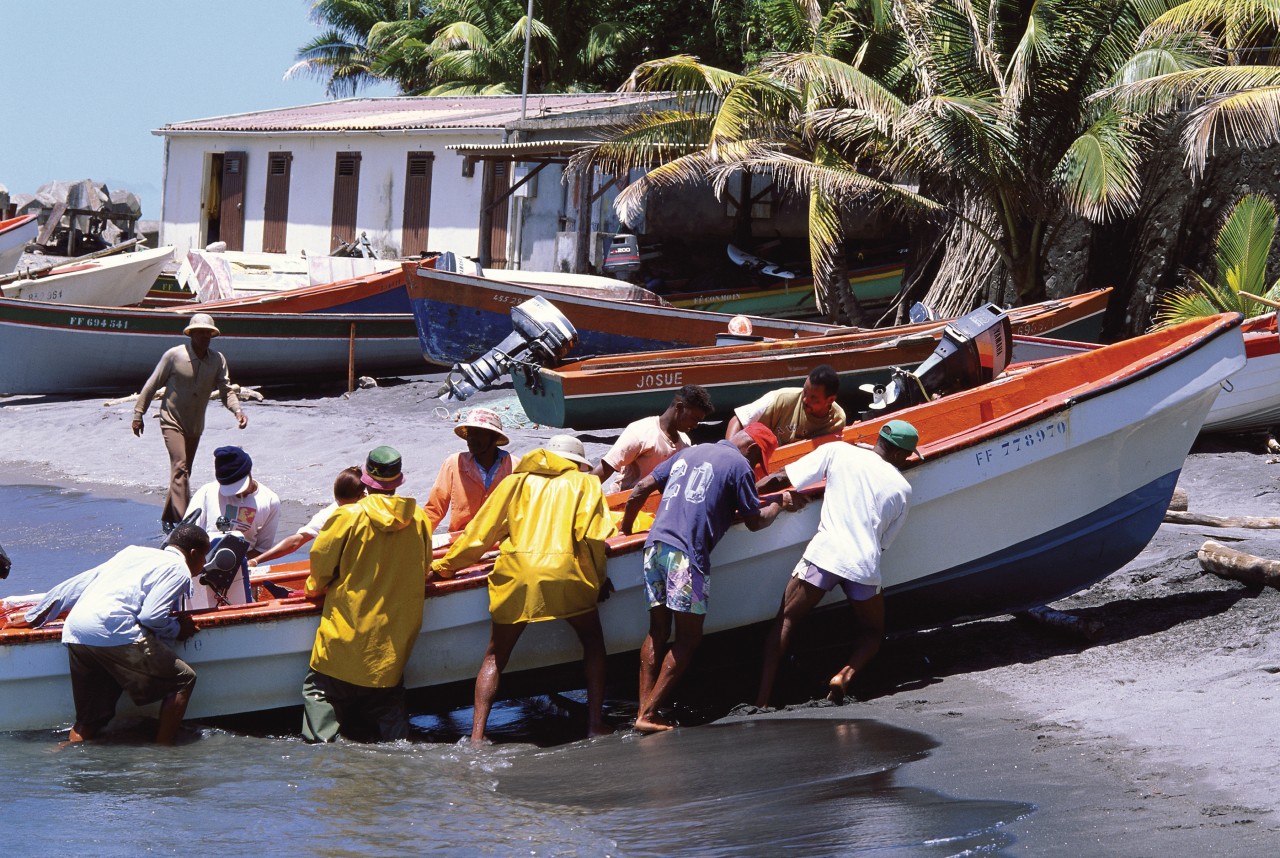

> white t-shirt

[
  {"left": 603, "top": 415, "right": 691, "bottom": 491},
  {"left": 298, "top": 502, "right": 339, "bottom": 538},
  {"left": 784, "top": 443, "right": 910, "bottom": 586},
  {"left": 186, "top": 480, "right": 282, "bottom": 609}
]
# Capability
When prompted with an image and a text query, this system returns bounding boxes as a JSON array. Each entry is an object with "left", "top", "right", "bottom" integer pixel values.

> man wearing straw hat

[
  {"left": 133, "top": 313, "right": 248, "bottom": 533},
  {"left": 424, "top": 407, "right": 513, "bottom": 533}
]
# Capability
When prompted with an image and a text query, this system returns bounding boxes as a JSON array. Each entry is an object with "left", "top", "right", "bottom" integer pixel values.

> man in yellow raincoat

[
  {"left": 432, "top": 435, "right": 616, "bottom": 744},
  {"left": 302, "top": 446, "right": 433, "bottom": 742}
]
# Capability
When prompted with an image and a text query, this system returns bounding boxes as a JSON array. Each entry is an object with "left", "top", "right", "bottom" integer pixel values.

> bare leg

[
  {"left": 827, "top": 594, "right": 885, "bottom": 703},
  {"left": 471, "top": 621, "right": 526, "bottom": 745},
  {"left": 635, "top": 611, "right": 704, "bottom": 733},
  {"left": 565, "top": 610, "right": 612, "bottom": 738},
  {"left": 637, "top": 607, "right": 672, "bottom": 726},
  {"left": 67, "top": 723, "right": 97, "bottom": 744},
  {"left": 154, "top": 682, "right": 195, "bottom": 745},
  {"left": 756, "top": 577, "right": 828, "bottom": 707}
]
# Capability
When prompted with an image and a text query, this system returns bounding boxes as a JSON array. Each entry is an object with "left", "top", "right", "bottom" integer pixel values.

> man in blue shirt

[
  {"left": 61, "top": 524, "right": 210, "bottom": 744},
  {"left": 620, "top": 422, "right": 800, "bottom": 733}
]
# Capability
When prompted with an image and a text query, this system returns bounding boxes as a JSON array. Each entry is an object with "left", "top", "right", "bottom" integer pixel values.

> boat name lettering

[
  {"left": 68, "top": 315, "right": 130, "bottom": 330},
  {"left": 973, "top": 419, "right": 1067, "bottom": 465},
  {"left": 635, "top": 371, "right": 683, "bottom": 389}
]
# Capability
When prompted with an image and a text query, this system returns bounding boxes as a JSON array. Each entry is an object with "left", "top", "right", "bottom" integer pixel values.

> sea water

[{"left": 0, "top": 484, "right": 1030, "bottom": 856}]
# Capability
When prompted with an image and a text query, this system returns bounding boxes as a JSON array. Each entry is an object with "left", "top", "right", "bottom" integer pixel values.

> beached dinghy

[
  {"left": 0, "top": 314, "right": 1242, "bottom": 732},
  {"left": 1, "top": 245, "right": 174, "bottom": 307},
  {"left": 0, "top": 213, "right": 38, "bottom": 275},
  {"left": 405, "top": 262, "right": 840, "bottom": 366},
  {"left": 0, "top": 293, "right": 429, "bottom": 396},
  {"left": 512, "top": 288, "right": 1111, "bottom": 429},
  {"left": 1199, "top": 312, "right": 1280, "bottom": 434}
]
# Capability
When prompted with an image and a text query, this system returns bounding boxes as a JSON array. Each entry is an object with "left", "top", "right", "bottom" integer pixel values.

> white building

[{"left": 153, "top": 93, "right": 672, "bottom": 269}]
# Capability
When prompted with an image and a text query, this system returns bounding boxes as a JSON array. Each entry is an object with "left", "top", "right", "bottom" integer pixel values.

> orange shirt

[{"left": 423, "top": 450, "right": 513, "bottom": 532}]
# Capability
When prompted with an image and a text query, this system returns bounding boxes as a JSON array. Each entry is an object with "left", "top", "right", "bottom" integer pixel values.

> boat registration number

[
  {"left": 69, "top": 315, "right": 130, "bottom": 330},
  {"left": 973, "top": 418, "right": 1068, "bottom": 465}
]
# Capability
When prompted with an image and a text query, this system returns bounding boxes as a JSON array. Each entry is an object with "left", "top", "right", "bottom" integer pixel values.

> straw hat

[
  {"left": 184, "top": 313, "right": 220, "bottom": 336},
  {"left": 455, "top": 407, "right": 510, "bottom": 447}
]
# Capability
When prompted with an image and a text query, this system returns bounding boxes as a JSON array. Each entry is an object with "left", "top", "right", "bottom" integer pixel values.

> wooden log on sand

[
  {"left": 1169, "top": 487, "right": 1188, "bottom": 511},
  {"left": 1198, "top": 539, "right": 1280, "bottom": 589},
  {"left": 102, "top": 384, "right": 263, "bottom": 407},
  {"left": 1014, "top": 605, "right": 1104, "bottom": 641},
  {"left": 1163, "top": 510, "right": 1280, "bottom": 528}
]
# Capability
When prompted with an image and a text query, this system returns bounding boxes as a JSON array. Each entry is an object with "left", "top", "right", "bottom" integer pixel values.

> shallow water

[{"left": 1, "top": 484, "right": 1032, "bottom": 855}]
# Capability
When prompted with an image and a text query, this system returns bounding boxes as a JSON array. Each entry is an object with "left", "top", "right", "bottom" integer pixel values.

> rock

[{"left": 108, "top": 189, "right": 141, "bottom": 219}]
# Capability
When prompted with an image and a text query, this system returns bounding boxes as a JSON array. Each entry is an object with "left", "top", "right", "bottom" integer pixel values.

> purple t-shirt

[{"left": 644, "top": 440, "right": 762, "bottom": 575}]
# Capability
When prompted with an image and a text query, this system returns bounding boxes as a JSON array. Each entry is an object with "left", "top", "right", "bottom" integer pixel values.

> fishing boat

[
  {"left": 1199, "top": 313, "right": 1280, "bottom": 434},
  {"left": 513, "top": 288, "right": 1112, "bottom": 429},
  {"left": 0, "top": 296, "right": 429, "bottom": 396},
  {"left": 0, "top": 313, "right": 1243, "bottom": 732},
  {"left": 192, "top": 267, "right": 412, "bottom": 315},
  {"left": 0, "top": 213, "right": 38, "bottom": 274},
  {"left": 1, "top": 245, "right": 174, "bottom": 307},
  {"left": 405, "top": 262, "right": 841, "bottom": 366},
  {"left": 144, "top": 249, "right": 404, "bottom": 307}
]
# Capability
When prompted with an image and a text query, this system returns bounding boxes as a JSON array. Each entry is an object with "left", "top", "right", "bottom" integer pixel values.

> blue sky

[{"left": 0, "top": 1, "right": 397, "bottom": 219}]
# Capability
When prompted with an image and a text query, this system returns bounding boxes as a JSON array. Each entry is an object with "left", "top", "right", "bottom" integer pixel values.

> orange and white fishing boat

[
  {"left": 0, "top": 313, "right": 1243, "bottom": 732},
  {"left": 0, "top": 213, "right": 38, "bottom": 275}
]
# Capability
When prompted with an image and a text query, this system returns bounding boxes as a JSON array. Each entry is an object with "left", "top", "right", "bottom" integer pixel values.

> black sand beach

[{"left": 3, "top": 372, "right": 1279, "bottom": 854}]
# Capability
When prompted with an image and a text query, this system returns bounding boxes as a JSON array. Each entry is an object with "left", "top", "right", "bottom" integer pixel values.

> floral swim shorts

[{"left": 643, "top": 541, "right": 708, "bottom": 615}]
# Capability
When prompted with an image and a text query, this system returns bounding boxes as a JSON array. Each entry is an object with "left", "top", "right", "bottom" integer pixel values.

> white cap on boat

[{"left": 727, "top": 315, "right": 753, "bottom": 336}]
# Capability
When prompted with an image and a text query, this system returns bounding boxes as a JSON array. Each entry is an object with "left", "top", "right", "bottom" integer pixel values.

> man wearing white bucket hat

[
  {"left": 133, "top": 313, "right": 248, "bottom": 533},
  {"left": 424, "top": 407, "right": 513, "bottom": 532}
]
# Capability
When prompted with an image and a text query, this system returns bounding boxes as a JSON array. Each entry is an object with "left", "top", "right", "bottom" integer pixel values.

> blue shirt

[
  {"left": 61, "top": 545, "right": 194, "bottom": 646},
  {"left": 644, "top": 441, "right": 762, "bottom": 575},
  {"left": 479, "top": 449, "right": 511, "bottom": 491}
]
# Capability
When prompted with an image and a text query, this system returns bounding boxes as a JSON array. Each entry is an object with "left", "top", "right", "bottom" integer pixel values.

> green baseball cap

[{"left": 879, "top": 419, "right": 921, "bottom": 458}]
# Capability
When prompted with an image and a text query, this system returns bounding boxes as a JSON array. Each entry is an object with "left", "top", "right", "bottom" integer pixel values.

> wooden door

[
  {"left": 262, "top": 152, "right": 293, "bottom": 253},
  {"left": 401, "top": 151, "right": 434, "bottom": 257},
  {"left": 219, "top": 151, "right": 247, "bottom": 251},
  {"left": 331, "top": 152, "right": 362, "bottom": 250},
  {"left": 480, "top": 159, "right": 510, "bottom": 268}
]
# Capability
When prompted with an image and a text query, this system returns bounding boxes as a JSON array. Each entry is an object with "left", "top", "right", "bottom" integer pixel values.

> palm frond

[{"left": 1051, "top": 111, "right": 1145, "bottom": 222}]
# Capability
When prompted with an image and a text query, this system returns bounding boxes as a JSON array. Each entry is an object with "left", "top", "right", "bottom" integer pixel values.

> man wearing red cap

[{"left": 620, "top": 422, "right": 802, "bottom": 733}]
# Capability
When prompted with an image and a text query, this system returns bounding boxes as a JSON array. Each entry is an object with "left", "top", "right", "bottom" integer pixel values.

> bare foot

[
  {"left": 633, "top": 715, "right": 675, "bottom": 734},
  {"left": 588, "top": 723, "right": 615, "bottom": 739},
  {"left": 826, "top": 676, "right": 849, "bottom": 705}
]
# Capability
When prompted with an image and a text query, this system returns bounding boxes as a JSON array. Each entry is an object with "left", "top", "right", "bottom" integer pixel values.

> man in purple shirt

[{"left": 620, "top": 422, "right": 800, "bottom": 733}]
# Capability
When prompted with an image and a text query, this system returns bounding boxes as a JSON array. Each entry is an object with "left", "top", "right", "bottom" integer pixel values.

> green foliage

[{"left": 1154, "top": 193, "right": 1280, "bottom": 328}]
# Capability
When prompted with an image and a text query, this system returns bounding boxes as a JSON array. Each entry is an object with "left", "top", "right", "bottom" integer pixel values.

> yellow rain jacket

[
  {"left": 305, "top": 493, "right": 433, "bottom": 688},
  {"left": 432, "top": 449, "right": 616, "bottom": 624}
]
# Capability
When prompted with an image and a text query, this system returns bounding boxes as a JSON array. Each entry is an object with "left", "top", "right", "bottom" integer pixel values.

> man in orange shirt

[{"left": 424, "top": 408, "right": 513, "bottom": 533}]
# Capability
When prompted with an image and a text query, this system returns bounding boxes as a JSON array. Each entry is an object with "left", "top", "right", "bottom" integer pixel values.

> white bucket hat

[
  {"left": 546, "top": 435, "right": 590, "bottom": 468},
  {"left": 455, "top": 408, "right": 510, "bottom": 447},
  {"left": 184, "top": 313, "right": 220, "bottom": 336}
]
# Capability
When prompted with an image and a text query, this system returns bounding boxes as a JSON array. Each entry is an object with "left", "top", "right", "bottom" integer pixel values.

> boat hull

[
  {"left": 0, "top": 298, "right": 431, "bottom": 395},
  {"left": 2, "top": 246, "right": 174, "bottom": 306},
  {"left": 0, "top": 316, "right": 1242, "bottom": 732},
  {"left": 1201, "top": 317, "right": 1280, "bottom": 433},
  {"left": 0, "top": 214, "right": 39, "bottom": 275},
  {"left": 405, "top": 263, "right": 838, "bottom": 366}
]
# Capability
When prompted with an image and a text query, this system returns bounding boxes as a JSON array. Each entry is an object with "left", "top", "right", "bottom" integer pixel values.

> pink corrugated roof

[{"left": 156, "top": 93, "right": 669, "bottom": 134}]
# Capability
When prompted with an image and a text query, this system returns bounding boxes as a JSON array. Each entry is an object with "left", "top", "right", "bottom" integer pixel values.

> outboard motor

[
  {"left": 862, "top": 303, "right": 1012, "bottom": 414},
  {"left": 0, "top": 541, "right": 10, "bottom": 579},
  {"left": 602, "top": 234, "right": 641, "bottom": 279},
  {"left": 437, "top": 296, "right": 578, "bottom": 401},
  {"left": 199, "top": 531, "right": 252, "bottom": 607}
]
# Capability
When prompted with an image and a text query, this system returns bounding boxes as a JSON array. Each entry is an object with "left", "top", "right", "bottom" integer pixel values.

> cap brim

[
  {"left": 361, "top": 472, "right": 405, "bottom": 490},
  {"left": 218, "top": 475, "right": 252, "bottom": 496},
  {"left": 457, "top": 423, "right": 510, "bottom": 446}
]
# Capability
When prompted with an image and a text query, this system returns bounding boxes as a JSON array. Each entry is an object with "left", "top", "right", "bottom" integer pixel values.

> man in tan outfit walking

[{"left": 133, "top": 313, "right": 248, "bottom": 531}]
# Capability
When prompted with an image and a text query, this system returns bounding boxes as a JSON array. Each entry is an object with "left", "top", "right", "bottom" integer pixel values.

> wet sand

[{"left": 3, "top": 372, "right": 1279, "bottom": 853}]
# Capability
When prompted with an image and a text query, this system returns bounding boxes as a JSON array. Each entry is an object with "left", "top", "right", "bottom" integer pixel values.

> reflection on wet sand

[{"left": 495, "top": 718, "right": 1032, "bottom": 856}]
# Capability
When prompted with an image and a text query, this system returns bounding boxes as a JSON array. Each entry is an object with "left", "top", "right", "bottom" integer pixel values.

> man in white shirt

[
  {"left": 61, "top": 524, "right": 210, "bottom": 744},
  {"left": 753, "top": 419, "right": 918, "bottom": 707},
  {"left": 592, "top": 385, "right": 713, "bottom": 492},
  {"left": 185, "top": 446, "right": 280, "bottom": 608}
]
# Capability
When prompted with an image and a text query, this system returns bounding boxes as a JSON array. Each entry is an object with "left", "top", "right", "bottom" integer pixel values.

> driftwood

[
  {"left": 1197, "top": 539, "right": 1280, "bottom": 589},
  {"left": 1169, "top": 487, "right": 1188, "bottom": 511},
  {"left": 1163, "top": 510, "right": 1280, "bottom": 528},
  {"left": 1014, "top": 605, "right": 1104, "bottom": 641},
  {"left": 103, "top": 384, "right": 263, "bottom": 408}
]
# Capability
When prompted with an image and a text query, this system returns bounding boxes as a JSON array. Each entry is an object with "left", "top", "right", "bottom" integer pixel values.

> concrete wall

[
  {"left": 158, "top": 129, "right": 503, "bottom": 259},
  {"left": 509, "top": 163, "right": 633, "bottom": 272}
]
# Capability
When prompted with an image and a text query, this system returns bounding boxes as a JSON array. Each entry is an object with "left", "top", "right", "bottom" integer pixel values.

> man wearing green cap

[
  {"left": 301, "top": 445, "right": 433, "bottom": 742},
  {"left": 754, "top": 419, "right": 919, "bottom": 707}
]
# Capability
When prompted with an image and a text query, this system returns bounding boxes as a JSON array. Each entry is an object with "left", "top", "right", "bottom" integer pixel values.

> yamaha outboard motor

[
  {"left": 437, "top": 296, "right": 578, "bottom": 401},
  {"left": 862, "top": 303, "right": 1012, "bottom": 414},
  {"left": 199, "top": 531, "right": 252, "bottom": 607}
]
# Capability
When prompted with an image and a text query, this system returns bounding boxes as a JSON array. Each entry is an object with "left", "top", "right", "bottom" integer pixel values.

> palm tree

[
  {"left": 287, "top": 0, "right": 424, "bottom": 97},
  {"left": 578, "top": 0, "right": 1264, "bottom": 321},
  {"left": 1153, "top": 193, "right": 1280, "bottom": 327}
]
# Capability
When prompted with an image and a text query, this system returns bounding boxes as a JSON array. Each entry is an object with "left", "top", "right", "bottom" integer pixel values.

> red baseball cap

[{"left": 742, "top": 421, "right": 778, "bottom": 473}]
